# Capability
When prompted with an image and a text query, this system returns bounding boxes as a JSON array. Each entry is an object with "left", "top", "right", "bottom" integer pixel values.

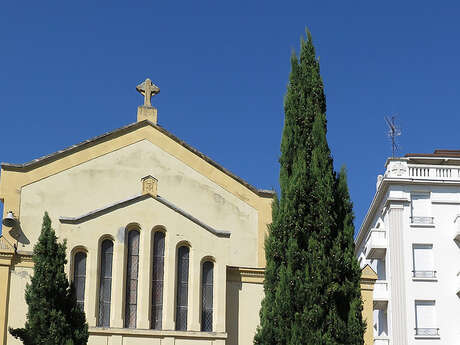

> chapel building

[{"left": 0, "top": 79, "right": 274, "bottom": 345}]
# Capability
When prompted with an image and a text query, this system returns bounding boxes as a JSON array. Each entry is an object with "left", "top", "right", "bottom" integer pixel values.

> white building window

[
  {"left": 415, "top": 300, "right": 439, "bottom": 336},
  {"left": 412, "top": 244, "right": 436, "bottom": 279},
  {"left": 370, "top": 258, "right": 386, "bottom": 280},
  {"left": 411, "top": 193, "right": 433, "bottom": 224},
  {"left": 373, "top": 307, "right": 388, "bottom": 337}
]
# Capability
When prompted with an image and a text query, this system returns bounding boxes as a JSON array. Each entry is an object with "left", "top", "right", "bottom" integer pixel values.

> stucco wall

[
  {"left": 6, "top": 267, "right": 32, "bottom": 345},
  {"left": 226, "top": 281, "right": 264, "bottom": 345},
  {"left": 19, "top": 140, "right": 259, "bottom": 269}
]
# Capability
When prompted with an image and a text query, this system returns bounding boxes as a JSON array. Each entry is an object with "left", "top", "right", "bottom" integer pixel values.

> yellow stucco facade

[
  {"left": 0, "top": 83, "right": 375, "bottom": 345},
  {"left": 360, "top": 265, "right": 377, "bottom": 345},
  {"left": 0, "top": 91, "right": 273, "bottom": 344}
]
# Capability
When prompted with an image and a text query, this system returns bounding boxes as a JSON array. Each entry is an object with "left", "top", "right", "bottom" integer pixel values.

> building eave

[{"left": 1, "top": 120, "right": 275, "bottom": 199}]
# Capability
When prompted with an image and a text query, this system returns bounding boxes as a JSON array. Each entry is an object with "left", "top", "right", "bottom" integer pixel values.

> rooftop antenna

[{"left": 385, "top": 115, "right": 401, "bottom": 158}]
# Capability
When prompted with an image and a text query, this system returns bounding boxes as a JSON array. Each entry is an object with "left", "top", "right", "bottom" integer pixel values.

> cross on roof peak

[{"left": 136, "top": 78, "right": 160, "bottom": 107}]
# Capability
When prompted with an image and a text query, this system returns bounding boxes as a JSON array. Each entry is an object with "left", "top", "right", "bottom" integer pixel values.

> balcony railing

[
  {"left": 412, "top": 270, "right": 437, "bottom": 279},
  {"left": 374, "top": 337, "right": 389, "bottom": 345},
  {"left": 410, "top": 216, "right": 434, "bottom": 224},
  {"left": 385, "top": 160, "right": 460, "bottom": 182},
  {"left": 415, "top": 328, "right": 439, "bottom": 336}
]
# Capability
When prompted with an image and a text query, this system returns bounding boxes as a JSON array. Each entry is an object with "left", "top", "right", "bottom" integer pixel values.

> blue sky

[{"left": 1, "top": 1, "right": 460, "bottom": 234}]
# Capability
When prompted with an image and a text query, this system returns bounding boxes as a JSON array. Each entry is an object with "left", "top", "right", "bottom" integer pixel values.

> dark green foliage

[
  {"left": 254, "top": 30, "right": 365, "bottom": 345},
  {"left": 9, "top": 212, "right": 89, "bottom": 345}
]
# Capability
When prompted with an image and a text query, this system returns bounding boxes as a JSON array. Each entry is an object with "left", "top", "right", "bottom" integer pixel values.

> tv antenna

[{"left": 385, "top": 115, "right": 401, "bottom": 157}]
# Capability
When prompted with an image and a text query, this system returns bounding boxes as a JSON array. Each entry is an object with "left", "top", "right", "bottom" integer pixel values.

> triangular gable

[{"left": 361, "top": 264, "right": 378, "bottom": 281}]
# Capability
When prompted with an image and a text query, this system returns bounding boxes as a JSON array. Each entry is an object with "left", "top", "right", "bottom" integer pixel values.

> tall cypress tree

[
  {"left": 254, "top": 30, "right": 364, "bottom": 345},
  {"left": 10, "top": 212, "right": 89, "bottom": 345}
]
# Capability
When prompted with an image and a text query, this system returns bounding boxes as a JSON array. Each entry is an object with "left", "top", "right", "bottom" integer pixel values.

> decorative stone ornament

[
  {"left": 136, "top": 78, "right": 160, "bottom": 124},
  {"left": 136, "top": 78, "right": 160, "bottom": 107},
  {"left": 142, "top": 175, "right": 158, "bottom": 197}
]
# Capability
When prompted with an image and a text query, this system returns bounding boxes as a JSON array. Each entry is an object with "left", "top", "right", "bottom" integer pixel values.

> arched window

[
  {"left": 98, "top": 239, "right": 113, "bottom": 327},
  {"left": 175, "top": 245, "right": 190, "bottom": 331},
  {"left": 201, "top": 261, "right": 214, "bottom": 332},
  {"left": 151, "top": 231, "right": 165, "bottom": 329},
  {"left": 73, "top": 251, "right": 87, "bottom": 311},
  {"left": 125, "top": 230, "right": 140, "bottom": 328}
]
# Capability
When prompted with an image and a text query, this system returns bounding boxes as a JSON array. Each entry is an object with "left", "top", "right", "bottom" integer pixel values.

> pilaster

[
  {"left": 0, "top": 251, "right": 13, "bottom": 345},
  {"left": 188, "top": 248, "right": 200, "bottom": 331},
  {"left": 360, "top": 265, "right": 377, "bottom": 345},
  {"left": 163, "top": 239, "right": 175, "bottom": 330},
  {"left": 215, "top": 262, "right": 226, "bottom": 333},
  {"left": 137, "top": 229, "right": 150, "bottom": 329},
  {"left": 111, "top": 240, "right": 124, "bottom": 328},
  {"left": 387, "top": 201, "right": 408, "bottom": 344}
]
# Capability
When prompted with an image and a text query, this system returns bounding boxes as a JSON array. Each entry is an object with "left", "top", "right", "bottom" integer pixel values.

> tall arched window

[
  {"left": 73, "top": 251, "right": 87, "bottom": 311},
  {"left": 176, "top": 245, "right": 190, "bottom": 331},
  {"left": 151, "top": 231, "right": 165, "bottom": 329},
  {"left": 125, "top": 230, "right": 140, "bottom": 328},
  {"left": 98, "top": 239, "right": 113, "bottom": 327},
  {"left": 201, "top": 261, "right": 214, "bottom": 332}
]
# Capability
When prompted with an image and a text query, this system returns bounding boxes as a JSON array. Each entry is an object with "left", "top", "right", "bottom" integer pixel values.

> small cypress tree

[
  {"left": 10, "top": 212, "right": 89, "bottom": 345},
  {"left": 254, "top": 30, "right": 364, "bottom": 345}
]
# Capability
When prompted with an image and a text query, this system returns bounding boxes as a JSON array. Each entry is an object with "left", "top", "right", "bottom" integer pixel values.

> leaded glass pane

[
  {"left": 201, "top": 261, "right": 213, "bottom": 332},
  {"left": 125, "top": 230, "right": 140, "bottom": 328},
  {"left": 98, "top": 240, "right": 113, "bottom": 327},
  {"left": 151, "top": 231, "right": 165, "bottom": 329},
  {"left": 175, "top": 246, "right": 189, "bottom": 331},
  {"left": 74, "top": 252, "right": 86, "bottom": 311}
]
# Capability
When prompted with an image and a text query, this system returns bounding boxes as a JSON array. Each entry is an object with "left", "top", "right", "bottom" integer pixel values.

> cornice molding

[
  {"left": 227, "top": 266, "right": 265, "bottom": 284},
  {"left": 60, "top": 193, "right": 231, "bottom": 238}
]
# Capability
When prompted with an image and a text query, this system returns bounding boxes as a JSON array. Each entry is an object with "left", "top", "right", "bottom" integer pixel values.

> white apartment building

[{"left": 356, "top": 150, "right": 460, "bottom": 345}]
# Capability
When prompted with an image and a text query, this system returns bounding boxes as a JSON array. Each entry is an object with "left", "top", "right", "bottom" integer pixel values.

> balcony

[
  {"left": 410, "top": 216, "right": 434, "bottom": 225},
  {"left": 373, "top": 281, "right": 389, "bottom": 301},
  {"left": 415, "top": 328, "right": 440, "bottom": 337},
  {"left": 365, "top": 230, "right": 387, "bottom": 260},
  {"left": 374, "top": 337, "right": 389, "bottom": 345},
  {"left": 412, "top": 270, "right": 437, "bottom": 281}
]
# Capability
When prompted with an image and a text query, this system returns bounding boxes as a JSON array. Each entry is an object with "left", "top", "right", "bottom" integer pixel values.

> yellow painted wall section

[
  {"left": 226, "top": 279, "right": 264, "bottom": 345},
  {"left": 361, "top": 265, "right": 377, "bottom": 345},
  {"left": 0, "top": 256, "right": 12, "bottom": 345},
  {"left": 18, "top": 140, "right": 259, "bottom": 269},
  {"left": 5, "top": 266, "right": 32, "bottom": 345}
]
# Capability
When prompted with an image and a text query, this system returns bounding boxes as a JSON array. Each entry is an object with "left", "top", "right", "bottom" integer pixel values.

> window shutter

[
  {"left": 413, "top": 244, "right": 434, "bottom": 272},
  {"left": 415, "top": 301, "right": 436, "bottom": 329},
  {"left": 411, "top": 193, "right": 430, "bottom": 217}
]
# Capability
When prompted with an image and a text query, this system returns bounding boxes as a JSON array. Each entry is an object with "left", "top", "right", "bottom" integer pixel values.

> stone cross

[{"left": 136, "top": 78, "right": 160, "bottom": 107}]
